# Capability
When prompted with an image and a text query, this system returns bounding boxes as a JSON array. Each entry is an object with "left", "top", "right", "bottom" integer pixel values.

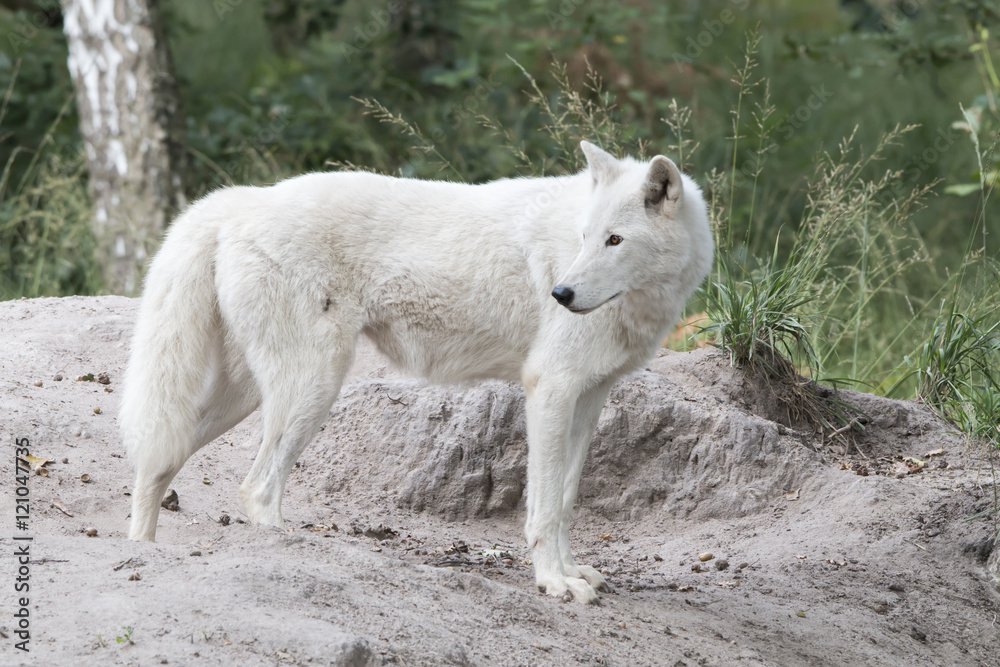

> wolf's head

[{"left": 551, "top": 141, "right": 710, "bottom": 314}]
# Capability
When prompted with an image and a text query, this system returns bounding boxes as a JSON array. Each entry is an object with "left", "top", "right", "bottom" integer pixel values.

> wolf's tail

[{"left": 119, "top": 206, "right": 221, "bottom": 538}]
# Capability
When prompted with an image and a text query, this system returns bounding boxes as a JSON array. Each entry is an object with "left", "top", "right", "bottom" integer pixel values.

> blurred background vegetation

[{"left": 0, "top": 0, "right": 998, "bottom": 441}]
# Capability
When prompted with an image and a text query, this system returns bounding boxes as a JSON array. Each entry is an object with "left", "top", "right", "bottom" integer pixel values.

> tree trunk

[{"left": 61, "top": 0, "right": 185, "bottom": 296}]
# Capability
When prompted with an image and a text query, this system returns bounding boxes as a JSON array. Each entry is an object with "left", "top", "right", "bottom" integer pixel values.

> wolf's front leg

[
  {"left": 558, "top": 378, "right": 616, "bottom": 594},
  {"left": 523, "top": 375, "right": 599, "bottom": 604}
]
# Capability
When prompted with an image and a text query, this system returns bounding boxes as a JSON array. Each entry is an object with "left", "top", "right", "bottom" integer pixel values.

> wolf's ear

[
  {"left": 644, "top": 155, "right": 683, "bottom": 208},
  {"left": 580, "top": 140, "right": 618, "bottom": 184}
]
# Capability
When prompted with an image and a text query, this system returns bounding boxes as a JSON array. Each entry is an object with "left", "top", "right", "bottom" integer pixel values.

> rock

[
  {"left": 699, "top": 552, "right": 714, "bottom": 562},
  {"left": 989, "top": 544, "right": 1000, "bottom": 593},
  {"left": 161, "top": 489, "right": 179, "bottom": 512},
  {"left": 964, "top": 537, "right": 995, "bottom": 564},
  {"left": 715, "top": 559, "right": 729, "bottom": 571},
  {"left": 85, "top": 527, "right": 97, "bottom": 537}
]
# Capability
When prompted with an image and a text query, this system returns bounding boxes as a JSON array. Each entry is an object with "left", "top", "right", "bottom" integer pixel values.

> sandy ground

[{"left": 1, "top": 295, "right": 998, "bottom": 667}]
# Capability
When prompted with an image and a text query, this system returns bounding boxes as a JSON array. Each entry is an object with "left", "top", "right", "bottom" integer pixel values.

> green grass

[{"left": 0, "top": 64, "right": 102, "bottom": 299}]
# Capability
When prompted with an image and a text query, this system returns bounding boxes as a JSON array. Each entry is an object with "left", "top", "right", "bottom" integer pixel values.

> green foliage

[
  {"left": 703, "top": 264, "right": 817, "bottom": 375},
  {"left": 0, "top": 150, "right": 101, "bottom": 299},
  {"left": 897, "top": 305, "right": 1000, "bottom": 445},
  {"left": 0, "top": 53, "right": 101, "bottom": 299},
  {"left": 0, "top": 9, "right": 80, "bottom": 197},
  {"left": 115, "top": 625, "right": 134, "bottom": 645}
]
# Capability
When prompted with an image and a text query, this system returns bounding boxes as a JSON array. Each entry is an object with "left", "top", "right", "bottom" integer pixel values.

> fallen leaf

[
  {"left": 51, "top": 498, "right": 74, "bottom": 517},
  {"left": 903, "top": 456, "right": 925, "bottom": 472},
  {"left": 715, "top": 580, "right": 740, "bottom": 588},
  {"left": 923, "top": 448, "right": 944, "bottom": 458},
  {"left": 599, "top": 533, "right": 612, "bottom": 540},
  {"left": 795, "top": 554, "right": 807, "bottom": 560},
  {"left": 824, "top": 559, "right": 847, "bottom": 567},
  {"left": 18, "top": 454, "right": 53, "bottom": 472},
  {"left": 796, "top": 610, "right": 806, "bottom": 618},
  {"left": 785, "top": 489, "right": 800, "bottom": 501}
]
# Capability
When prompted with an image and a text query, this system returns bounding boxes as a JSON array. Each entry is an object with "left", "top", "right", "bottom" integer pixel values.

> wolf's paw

[
  {"left": 239, "top": 486, "right": 285, "bottom": 528},
  {"left": 536, "top": 574, "right": 600, "bottom": 604},
  {"left": 573, "top": 564, "right": 611, "bottom": 593}
]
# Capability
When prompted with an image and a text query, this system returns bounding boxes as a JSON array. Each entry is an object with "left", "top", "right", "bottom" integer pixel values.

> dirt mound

[
  {"left": 317, "top": 366, "right": 827, "bottom": 523},
  {"left": 1, "top": 296, "right": 998, "bottom": 666}
]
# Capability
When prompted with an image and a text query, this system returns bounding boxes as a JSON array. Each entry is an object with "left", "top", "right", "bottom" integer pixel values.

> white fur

[{"left": 120, "top": 141, "right": 713, "bottom": 603}]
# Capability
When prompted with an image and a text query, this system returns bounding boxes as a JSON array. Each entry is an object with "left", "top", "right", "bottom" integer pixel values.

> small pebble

[
  {"left": 652, "top": 554, "right": 663, "bottom": 562},
  {"left": 926, "top": 528, "right": 941, "bottom": 538},
  {"left": 93, "top": 407, "right": 101, "bottom": 414},
  {"left": 699, "top": 552, "right": 714, "bottom": 562},
  {"left": 62, "top": 458, "right": 69, "bottom": 464},
  {"left": 910, "top": 626, "right": 926, "bottom": 642},
  {"left": 85, "top": 527, "right": 98, "bottom": 537},
  {"left": 739, "top": 562, "right": 749, "bottom": 569},
  {"left": 715, "top": 559, "right": 730, "bottom": 571},
  {"left": 80, "top": 474, "right": 91, "bottom": 483},
  {"left": 54, "top": 374, "right": 63, "bottom": 381},
  {"left": 618, "top": 621, "right": 626, "bottom": 629},
  {"left": 33, "top": 380, "right": 42, "bottom": 387},
  {"left": 691, "top": 563, "right": 702, "bottom": 573},
  {"left": 190, "top": 550, "right": 202, "bottom": 557},
  {"left": 888, "top": 583, "right": 905, "bottom": 592}
]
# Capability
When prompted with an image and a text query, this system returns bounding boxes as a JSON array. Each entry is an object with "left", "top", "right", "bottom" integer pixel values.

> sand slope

[{"left": 0, "top": 296, "right": 998, "bottom": 666}]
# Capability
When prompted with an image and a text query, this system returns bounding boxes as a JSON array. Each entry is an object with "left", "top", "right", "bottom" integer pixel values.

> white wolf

[{"left": 120, "top": 141, "right": 713, "bottom": 603}]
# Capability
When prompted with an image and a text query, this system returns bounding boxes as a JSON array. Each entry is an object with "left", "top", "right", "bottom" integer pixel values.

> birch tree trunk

[{"left": 61, "top": 0, "right": 185, "bottom": 296}]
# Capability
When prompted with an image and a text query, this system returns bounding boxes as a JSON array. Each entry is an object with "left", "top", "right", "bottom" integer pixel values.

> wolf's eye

[{"left": 606, "top": 234, "right": 623, "bottom": 246}]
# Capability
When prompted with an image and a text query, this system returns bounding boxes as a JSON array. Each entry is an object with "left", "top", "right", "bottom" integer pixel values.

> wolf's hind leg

[
  {"left": 129, "top": 355, "right": 258, "bottom": 542},
  {"left": 238, "top": 320, "right": 358, "bottom": 529}
]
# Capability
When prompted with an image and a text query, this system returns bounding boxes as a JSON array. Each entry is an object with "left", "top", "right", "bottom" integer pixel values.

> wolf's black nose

[{"left": 551, "top": 285, "right": 575, "bottom": 307}]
